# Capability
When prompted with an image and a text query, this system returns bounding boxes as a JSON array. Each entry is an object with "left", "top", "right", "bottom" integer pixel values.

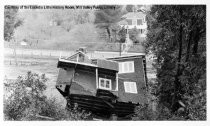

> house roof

[
  {"left": 92, "top": 59, "right": 119, "bottom": 71},
  {"left": 58, "top": 58, "right": 118, "bottom": 72},
  {"left": 122, "top": 12, "right": 146, "bottom": 19},
  {"left": 66, "top": 51, "right": 90, "bottom": 60},
  {"left": 59, "top": 58, "right": 97, "bottom": 68},
  {"left": 106, "top": 54, "right": 145, "bottom": 61}
]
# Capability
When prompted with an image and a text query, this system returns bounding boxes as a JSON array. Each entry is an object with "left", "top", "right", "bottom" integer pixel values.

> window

[
  {"left": 126, "top": 19, "right": 132, "bottom": 25},
  {"left": 119, "top": 61, "right": 135, "bottom": 73},
  {"left": 137, "top": 19, "right": 143, "bottom": 25},
  {"left": 99, "top": 78, "right": 111, "bottom": 90},
  {"left": 124, "top": 82, "right": 137, "bottom": 93}
]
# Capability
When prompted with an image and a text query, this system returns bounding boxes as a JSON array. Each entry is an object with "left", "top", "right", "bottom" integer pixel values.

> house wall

[
  {"left": 74, "top": 69, "right": 96, "bottom": 95},
  {"left": 113, "top": 57, "right": 147, "bottom": 104},
  {"left": 56, "top": 67, "right": 117, "bottom": 96},
  {"left": 120, "top": 18, "right": 147, "bottom": 30}
]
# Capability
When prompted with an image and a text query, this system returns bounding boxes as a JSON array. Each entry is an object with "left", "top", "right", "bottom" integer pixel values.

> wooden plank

[
  {"left": 96, "top": 68, "right": 98, "bottom": 89},
  {"left": 116, "top": 73, "right": 118, "bottom": 91}
]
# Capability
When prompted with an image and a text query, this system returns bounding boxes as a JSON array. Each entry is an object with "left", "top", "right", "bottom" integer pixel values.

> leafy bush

[
  {"left": 4, "top": 71, "right": 92, "bottom": 121},
  {"left": 133, "top": 77, "right": 206, "bottom": 120},
  {"left": 4, "top": 71, "right": 47, "bottom": 120}
]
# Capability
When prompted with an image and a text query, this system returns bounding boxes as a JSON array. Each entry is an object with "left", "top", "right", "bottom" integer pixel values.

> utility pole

[
  {"left": 12, "top": 38, "right": 18, "bottom": 66},
  {"left": 119, "top": 42, "right": 121, "bottom": 56}
]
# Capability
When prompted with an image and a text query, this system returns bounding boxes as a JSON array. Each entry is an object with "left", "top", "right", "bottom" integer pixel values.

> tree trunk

[
  {"left": 114, "top": 31, "right": 117, "bottom": 42},
  {"left": 119, "top": 41, "right": 122, "bottom": 56},
  {"left": 172, "top": 7, "right": 183, "bottom": 112},
  {"left": 106, "top": 27, "right": 111, "bottom": 42},
  {"left": 193, "top": 27, "right": 200, "bottom": 55},
  {"left": 185, "top": 31, "right": 193, "bottom": 62}
]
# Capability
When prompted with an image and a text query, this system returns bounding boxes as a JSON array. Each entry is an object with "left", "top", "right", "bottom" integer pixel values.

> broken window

[
  {"left": 99, "top": 78, "right": 112, "bottom": 90},
  {"left": 124, "top": 82, "right": 137, "bottom": 93}
]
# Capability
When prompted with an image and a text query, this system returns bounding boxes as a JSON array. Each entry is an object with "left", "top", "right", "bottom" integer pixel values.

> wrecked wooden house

[{"left": 56, "top": 49, "right": 148, "bottom": 119}]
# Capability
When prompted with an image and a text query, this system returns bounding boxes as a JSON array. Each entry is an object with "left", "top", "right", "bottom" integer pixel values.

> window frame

[
  {"left": 99, "top": 78, "right": 112, "bottom": 90},
  {"left": 137, "top": 19, "right": 143, "bottom": 25},
  {"left": 124, "top": 81, "right": 138, "bottom": 94},
  {"left": 118, "top": 61, "right": 135, "bottom": 74}
]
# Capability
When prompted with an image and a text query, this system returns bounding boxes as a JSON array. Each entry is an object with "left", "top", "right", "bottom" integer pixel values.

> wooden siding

[
  {"left": 56, "top": 67, "right": 117, "bottom": 96},
  {"left": 111, "top": 57, "right": 147, "bottom": 104}
]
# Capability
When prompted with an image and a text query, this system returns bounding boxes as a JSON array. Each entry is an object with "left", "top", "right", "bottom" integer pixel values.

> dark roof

[
  {"left": 92, "top": 59, "right": 118, "bottom": 71},
  {"left": 122, "top": 12, "right": 146, "bottom": 19},
  {"left": 58, "top": 58, "right": 118, "bottom": 72},
  {"left": 58, "top": 58, "right": 97, "bottom": 68}
]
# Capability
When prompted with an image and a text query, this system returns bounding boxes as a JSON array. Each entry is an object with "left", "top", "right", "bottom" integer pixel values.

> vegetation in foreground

[
  {"left": 4, "top": 71, "right": 92, "bottom": 121},
  {"left": 141, "top": 5, "right": 206, "bottom": 120},
  {"left": 4, "top": 70, "right": 206, "bottom": 121}
]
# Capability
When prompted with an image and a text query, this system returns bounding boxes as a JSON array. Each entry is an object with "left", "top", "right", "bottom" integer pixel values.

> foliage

[
  {"left": 4, "top": 71, "right": 47, "bottom": 120},
  {"left": 94, "top": 5, "right": 124, "bottom": 42},
  {"left": 117, "top": 26, "right": 127, "bottom": 43},
  {"left": 125, "top": 5, "right": 145, "bottom": 12},
  {"left": 4, "top": 8, "right": 22, "bottom": 41},
  {"left": 48, "top": 9, "right": 95, "bottom": 32},
  {"left": 134, "top": 104, "right": 156, "bottom": 120},
  {"left": 4, "top": 71, "right": 92, "bottom": 120},
  {"left": 143, "top": 5, "right": 206, "bottom": 120},
  {"left": 70, "top": 23, "right": 101, "bottom": 42},
  {"left": 13, "top": 9, "right": 96, "bottom": 45},
  {"left": 10, "top": 9, "right": 107, "bottom": 50},
  {"left": 134, "top": 101, "right": 197, "bottom": 120},
  {"left": 117, "top": 27, "right": 143, "bottom": 44},
  {"left": 128, "top": 28, "right": 141, "bottom": 43}
]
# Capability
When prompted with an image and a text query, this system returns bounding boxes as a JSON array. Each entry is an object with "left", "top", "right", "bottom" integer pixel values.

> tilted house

[
  {"left": 56, "top": 51, "right": 119, "bottom": 96},
  {"left": 56, "top": 50, "right": 147, "bottom": 118}
]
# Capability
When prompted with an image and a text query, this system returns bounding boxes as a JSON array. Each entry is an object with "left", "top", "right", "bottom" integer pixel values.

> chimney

[{"left": 76, "top": 47, "right": 87, "bottom": 54}]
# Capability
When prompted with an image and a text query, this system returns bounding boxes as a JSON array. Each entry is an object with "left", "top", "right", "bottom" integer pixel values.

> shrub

[
  {"left": 4, "top": 71, "right": 47, "bottom": 120},
  {"left": 4, "top": 71, "right": 92, "bottom": 121}
]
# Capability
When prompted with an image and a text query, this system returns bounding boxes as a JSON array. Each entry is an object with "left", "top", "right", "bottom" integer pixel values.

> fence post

[{"left": 59, "top": 51, "right": 62, "bottom": 58}]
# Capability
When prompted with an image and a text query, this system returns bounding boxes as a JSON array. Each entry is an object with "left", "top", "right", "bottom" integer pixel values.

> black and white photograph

[{"left": 1, "top": 1, "right": 207, "bottom": 124}]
